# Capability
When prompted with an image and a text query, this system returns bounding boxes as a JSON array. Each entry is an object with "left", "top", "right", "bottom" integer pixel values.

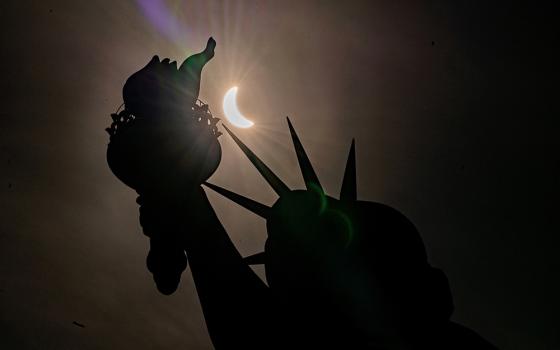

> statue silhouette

[{"left": 106, "top": 38, "right": 498, "bottom": 349}]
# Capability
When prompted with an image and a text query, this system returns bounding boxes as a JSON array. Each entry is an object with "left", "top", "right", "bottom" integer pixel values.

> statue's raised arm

[{"left": 107, "top": 38, "right": 271, "bottom": 348}]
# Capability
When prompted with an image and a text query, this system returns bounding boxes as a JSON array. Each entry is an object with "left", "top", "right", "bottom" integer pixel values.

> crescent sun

[{"left": 223, "top": 86, "right": 254, "bottom": 128}]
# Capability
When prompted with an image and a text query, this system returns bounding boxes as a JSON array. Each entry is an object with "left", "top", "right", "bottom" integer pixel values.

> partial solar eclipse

[{"left": 223, "top": 86, "right": 254, "bottom": 128}]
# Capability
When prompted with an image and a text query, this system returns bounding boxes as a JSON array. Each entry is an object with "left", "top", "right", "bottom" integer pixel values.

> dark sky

[{"left": 1, "top": 1, "right": 557, "bottom": 349}]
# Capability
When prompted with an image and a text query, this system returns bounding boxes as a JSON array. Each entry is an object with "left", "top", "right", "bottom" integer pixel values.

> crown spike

[
  {"left": 222, "top": 124, "right": 290, "bottom": 196},
  {"left": 286, "top": 117, "right": 323, "bottom": 192},
  {"left": 340, "top": 139, "right": 357, "bottom": 201},
  {"left": 203, "top": 182, "right": 270, "bottom": 219}
]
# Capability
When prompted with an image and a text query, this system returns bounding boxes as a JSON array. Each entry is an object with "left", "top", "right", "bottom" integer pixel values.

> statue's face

[
  {"left": 265, "top": 190, "right": 353, "bottom": 292},
  {"left": 263, "top": 192, "right": 427, "bottom": 330}
]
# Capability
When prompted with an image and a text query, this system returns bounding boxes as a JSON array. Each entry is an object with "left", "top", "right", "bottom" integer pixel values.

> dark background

[{"left": 1, "top": 1, "right": 557, "bottom": 349}]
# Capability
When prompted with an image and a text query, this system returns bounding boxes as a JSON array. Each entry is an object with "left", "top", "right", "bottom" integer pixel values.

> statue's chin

[{"left": 107, "top": 115, "right": 221, "bottom": 194}]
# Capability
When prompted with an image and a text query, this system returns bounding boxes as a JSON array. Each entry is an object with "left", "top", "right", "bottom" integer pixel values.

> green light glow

[
  {"left": 335, "top": 210, "right": 354, "bottom": 248},
  {"left": 308, "top": 182, "right": 327, "bottom": 214}
]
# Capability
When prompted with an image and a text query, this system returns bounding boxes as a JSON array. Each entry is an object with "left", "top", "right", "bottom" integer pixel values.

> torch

[{"left": 106, "top": 38, "right": 221, "bottom": 294}]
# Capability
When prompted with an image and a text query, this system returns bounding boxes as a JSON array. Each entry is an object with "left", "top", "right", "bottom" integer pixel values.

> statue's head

[{"left": 204, "top": 119, "right": 437, "bottom": 328}]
